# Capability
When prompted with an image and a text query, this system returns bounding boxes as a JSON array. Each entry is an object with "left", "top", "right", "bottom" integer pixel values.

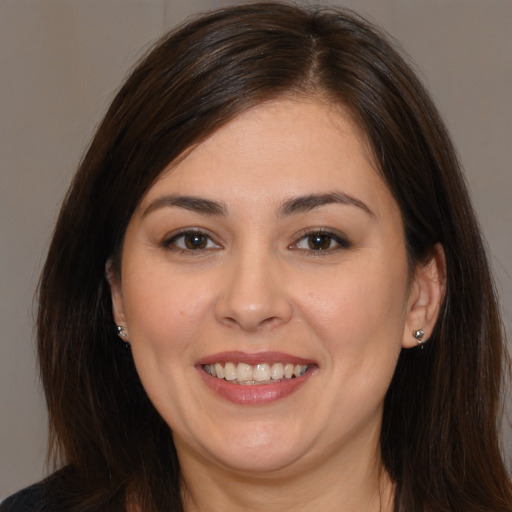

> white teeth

[
  {"left": 284, "top": 363, "right": 294, "bottom": 379},
  {"left": 271, "top": 362, "right": 284, "bottom": 379},
  {"left": 253, "top": 363, "right": 271, "bottom": 382},
  {"left": 203, "top": 361, "right": 310, "bottom": 384},
  {"left": 236, "top": 363, "right": 253, "bottom": 381},
  {"left": 214, "top": 363, "right": 224, "bottom": 379},
  {"left": 294, "top": 365, "right": 307, "bottom": 377},
  {"left": 224, "top": 362, "right": 237, "bottom": 381}
]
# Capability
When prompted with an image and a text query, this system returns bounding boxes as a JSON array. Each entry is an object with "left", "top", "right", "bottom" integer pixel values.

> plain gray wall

[{"left": 1, "top": 0, "right": 511, "bottom": 499}]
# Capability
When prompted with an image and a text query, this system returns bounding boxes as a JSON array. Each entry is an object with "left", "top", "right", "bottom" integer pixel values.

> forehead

[{"left": 140, "top": 99, "right": 393, "bottom": 217}]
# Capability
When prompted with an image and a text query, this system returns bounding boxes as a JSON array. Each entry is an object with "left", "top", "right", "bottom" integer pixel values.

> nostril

[
  {"left": 220, "top": 314, "right": 277, "bottom": 332},
  {"left": 217, "top": 307, "right": 292, "bottom": 332}
]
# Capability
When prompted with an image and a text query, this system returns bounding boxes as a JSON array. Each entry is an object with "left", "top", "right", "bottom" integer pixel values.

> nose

[{"left": 214, "top": 251, "right": 293, "bottom": 332}]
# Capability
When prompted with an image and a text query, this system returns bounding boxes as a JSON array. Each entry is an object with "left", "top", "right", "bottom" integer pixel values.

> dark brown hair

[{"left": 37, "top": 3, "right": 511, "bottom": 510}]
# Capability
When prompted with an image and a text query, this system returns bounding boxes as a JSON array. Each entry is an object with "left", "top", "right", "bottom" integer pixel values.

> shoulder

[{"left": 1, "top": 482, "right": 56, "bottom": 512}]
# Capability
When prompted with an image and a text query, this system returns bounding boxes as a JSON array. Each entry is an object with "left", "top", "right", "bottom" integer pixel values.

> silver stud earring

[
  {"left": 117, "top": 325, "right": 128, "bottom": 338},
  {"left": 116, "top": 325, "right": 130, "bottom": 348},
  {"left": 413, "top": 329, "right": 425, "bottom": 345}
]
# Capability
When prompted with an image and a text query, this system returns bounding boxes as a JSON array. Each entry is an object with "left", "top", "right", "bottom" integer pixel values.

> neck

[{"left": 176, "top": 438, "right": 394, "bottom": 512}]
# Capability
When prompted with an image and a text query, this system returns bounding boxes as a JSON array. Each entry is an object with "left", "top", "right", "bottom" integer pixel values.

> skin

[{"left": 111, "top": 98, "right": 444, "bottom": 511}]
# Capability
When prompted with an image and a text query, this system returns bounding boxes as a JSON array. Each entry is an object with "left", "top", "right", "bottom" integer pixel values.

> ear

[
  {"left": 402, "top": 244, "right": 446, "bottom": 348},
  {"left": 105, "top": 259, "right": 127, "bottom": 328}
]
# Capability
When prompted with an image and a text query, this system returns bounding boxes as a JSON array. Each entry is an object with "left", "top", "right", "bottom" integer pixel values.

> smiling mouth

[{"left": 202, "top": 362, "right": 310, "bottom": 385}]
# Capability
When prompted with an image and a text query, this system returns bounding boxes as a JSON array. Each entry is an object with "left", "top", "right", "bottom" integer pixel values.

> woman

[{"left": 2, "top": 2, "right": 511, "bottom": 511}]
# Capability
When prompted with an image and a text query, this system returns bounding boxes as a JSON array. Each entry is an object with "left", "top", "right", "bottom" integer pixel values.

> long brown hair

[{"left": 37, "top": 3, "right": 511, "bottom": 510}]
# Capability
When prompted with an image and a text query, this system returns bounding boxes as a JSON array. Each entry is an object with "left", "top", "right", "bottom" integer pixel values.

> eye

[
  {"left": 164, "top": 230, "right": 221, "bottom": 251},
  {"left": 292, "top": 231, "right": 350, "bottom": 252}
]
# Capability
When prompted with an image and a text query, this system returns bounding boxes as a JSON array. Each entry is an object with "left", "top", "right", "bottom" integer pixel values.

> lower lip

[{"left": 197, "top": 366, "right": 316, "bottom": 405}]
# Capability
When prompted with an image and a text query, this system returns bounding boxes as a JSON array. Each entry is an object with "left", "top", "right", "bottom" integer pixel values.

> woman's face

[{"left": 111, "top": 99, "right": 433, "bottom": 476}]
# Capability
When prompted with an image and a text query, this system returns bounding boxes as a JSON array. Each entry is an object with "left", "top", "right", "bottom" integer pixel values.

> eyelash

[
  {"left": 162, "top": 229, "right": 221, "bottom": 253},
  {"left": 290, "top": 229, "right": 351, "bottom": 253},
  {"left": 161, "top": 229, "right": 351, "bottom": 254}
]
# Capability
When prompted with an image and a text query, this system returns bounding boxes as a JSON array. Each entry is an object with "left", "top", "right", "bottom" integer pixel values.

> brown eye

[
  {"left": 184, "top": 233, "right": 208, "bottom": 249},
  {"left": 307, "top": 234, "right": 333, "bottom": 251},
  {"left": 292, "top": 230, "right": 351, "bottom": 252},
  {"left": 165, "top": 230, "right": 220, "bottom": 252}
]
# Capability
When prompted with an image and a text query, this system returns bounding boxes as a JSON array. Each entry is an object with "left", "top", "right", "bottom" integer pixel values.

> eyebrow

[
  {"left": 142, "top": 195, "right": 227, "bottom": 217},
  {"left": 141, "top": 191, "right": 374, "bottom": 218},
  {"left": 279, "top": 192, "right": 374, "bottom": 217}
]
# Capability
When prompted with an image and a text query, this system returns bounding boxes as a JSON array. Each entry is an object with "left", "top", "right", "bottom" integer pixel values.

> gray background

[{"left": 1, "top": 0, "right": 511, "bottom": 499}]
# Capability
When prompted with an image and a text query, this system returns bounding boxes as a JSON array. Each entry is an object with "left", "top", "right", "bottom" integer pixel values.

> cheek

[
  {"left": 297, "top": 255, "right": 409, "bottom": 361},
  {"left": 121, "top": 270, "right": 217, "bottom": 424},
  {"left": 297, "top": 260, "right": 408, "bottom": 427},
  {"left": 122, "top": 265, "right": 215, "bottom": 360}
]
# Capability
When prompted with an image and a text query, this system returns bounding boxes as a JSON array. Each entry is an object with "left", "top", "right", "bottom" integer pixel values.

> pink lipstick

[{"left": 196, "top": 351, "right": 317, "bottom": 405}]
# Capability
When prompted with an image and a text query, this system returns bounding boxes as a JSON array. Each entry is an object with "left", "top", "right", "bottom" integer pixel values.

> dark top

[
  {"left": 1, "top": 471, "right": 125, "bottom": 511},
  {"left": 0, "top": 483, "right": 53, "bottom": 512}
]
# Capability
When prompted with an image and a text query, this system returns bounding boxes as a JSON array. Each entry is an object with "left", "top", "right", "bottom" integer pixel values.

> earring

[
  {"left": 413, "top": 329, "right": 425, "bottom": 345},
  {"left": 116, "top": 325, "right": 130, "bottom": 348},
  {"left": 117, "top": 325, "right": 128, "bottom": 338}
]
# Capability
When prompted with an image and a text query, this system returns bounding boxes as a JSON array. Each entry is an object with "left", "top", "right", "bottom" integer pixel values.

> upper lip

[{"left": 196, "top": 351, "right": 316, "bottom": 366}]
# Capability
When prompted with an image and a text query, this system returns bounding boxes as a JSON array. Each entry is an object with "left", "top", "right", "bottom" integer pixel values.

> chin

[
  {"left": 176, "top": 419, "right": 315, "bottom": 476},
  {"left": 207, "top": 443, "right": 307, "bottom": 475}
]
